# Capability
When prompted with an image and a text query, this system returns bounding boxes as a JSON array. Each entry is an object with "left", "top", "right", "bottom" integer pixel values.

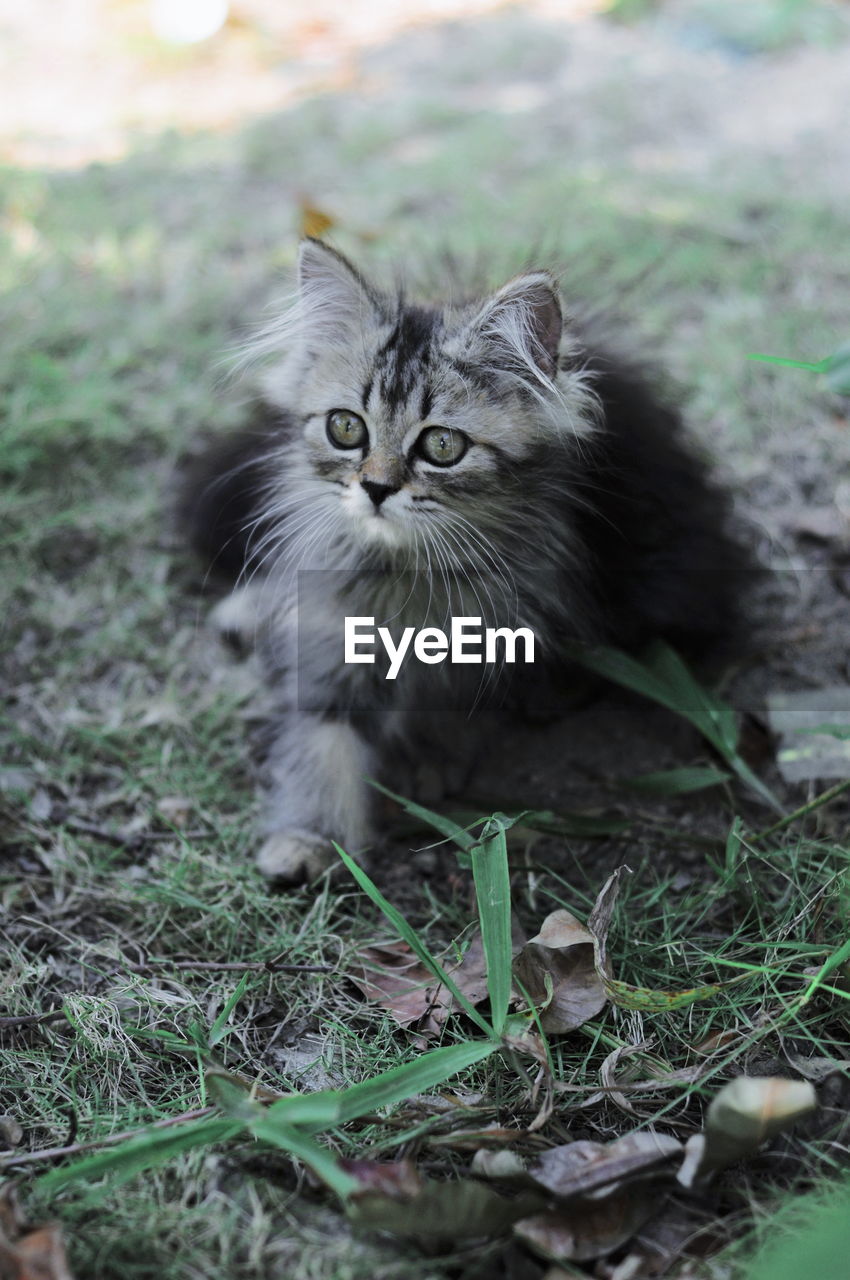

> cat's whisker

[
  {"left": 240, "top": 501, "right": 335, "bottom": 591},
  {"left": 437, "top": 510, "right": 519, "bottom": 623}
]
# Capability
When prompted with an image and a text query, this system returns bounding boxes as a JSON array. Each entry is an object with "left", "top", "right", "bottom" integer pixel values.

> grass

[{"left": 3, "top": 3, "right": 850, "bottom": 1276}]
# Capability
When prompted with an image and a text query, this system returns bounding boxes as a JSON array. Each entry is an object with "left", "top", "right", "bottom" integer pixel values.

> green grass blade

[
  {"left": 334, "top": 842, "right": 495, "bottom": 1037},
  {"left": 333, "top": 1040, "right": 497, "bottom": 1123},
  {"left": 824, "top": 344, "right": 850, "bottom": 394},
  {"left": 249, "top": 1117, "right": 360, "bottom": 1199},
  {"left": 258, "top": 1093, "right": 343, "bottom": 1127},
  {"left": 644, "top": 643, "right": 738, "bottom": 754},
  {"left": 37, "top": 1117, "right": 242, "bottom": 1195},
  {"left": 746, "top": 352, "right": 833, "bottom": 373},
  {"left": 797, "top": 937, "right": 850, "bottom": 1008},
  {"left": 568, "top": 640, "right": 783, "bottom": 813},
  {"left": 566, "top": 641, "right": 673, "bottom": 709},
  {"left": 728, "top": 755, "right": 784, "bottom": 813},
  {"left": 368, "top": 779, "right": 480, "bottom": 851},
  {"left": 471, "top": 820, "right": 513, "bottom": 1035},
  {"left": 256, "top": 1043, "right": 499, "bottom": 1196},
  {"left": 209, "top": 972, "right": 250, "bottom": 1047},
  {"left": 261, "top": 1043, "right": 497, "bottom": 1131},
  {"left": 621, "top": 765, "right": 731, "bottom": 795}
]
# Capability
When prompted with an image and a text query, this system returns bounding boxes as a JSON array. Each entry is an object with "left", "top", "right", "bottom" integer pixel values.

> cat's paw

[
  {"left": 209, "top": 585, "right": 262, "bottom": 652},
  {"left": 256, "top": 831, "right": 337, "bottom": 885}
]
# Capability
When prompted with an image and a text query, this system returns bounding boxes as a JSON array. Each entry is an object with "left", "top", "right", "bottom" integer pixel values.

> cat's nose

[{"left": 360, "top": 478, "right": 397, "bottom": 508}]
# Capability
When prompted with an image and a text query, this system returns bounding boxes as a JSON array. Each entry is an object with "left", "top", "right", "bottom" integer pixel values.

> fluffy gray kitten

[{"left": 183, "top": 238, "right": 745, "bottom": 882}]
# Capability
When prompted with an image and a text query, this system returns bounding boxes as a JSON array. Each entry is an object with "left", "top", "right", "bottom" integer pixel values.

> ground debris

[
  {"left": 343, "top": 1157, "right": 543, "bottom": 1241},
  {"left": 677, "top": 1077, "right": 817, "bottom": 1188},
  {"left": 0, "top": 1185, "right": 74, "bottom": 1280},
  {"left": 347, "top": 923, "right": 527, "bottom": 1038},
  {"left": 513, "top": 908, "right": 608, "bottom": 1033}
]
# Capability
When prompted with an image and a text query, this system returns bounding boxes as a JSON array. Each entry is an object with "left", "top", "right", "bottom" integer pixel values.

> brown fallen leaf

[
  {"left": 347, "top": 940, "right": 438, "bottom": 1030},
  {"left": 593, "top": 1042, "right": 647, "bottom": 1115},
  {"left": 349, "top": 926, "right": 524, "bottom": 1037},
  {"left": 513, "top": 1131, "right": 681, "bottom": 1264},
  {"left": 513, "top": 908, "right": 608, "bottom": 1033},
  {"left": 527, "top": 1131, "right": 682, "bottom": 1201},
  {"left": 677, "top": 1076, "right": 818, "bottom": 1188},
  {"left": 0, "top": 1186, "right": 74, "bottom": 1280},
  {"left": 341, "top": 1157, "right": 421, "bottom": 1199},
  {"left": 782, "top": 1047, "right": 850, "bottom": 1082},
  {"left": 576, "top": 1041, "right": 706, "bottom": 1116},
  {"left": 514, "top": 1181, "right": 665, "bottom": 1265},
  {"left": 428, "top": 1125, "right": 530, "bottom": 1151}
]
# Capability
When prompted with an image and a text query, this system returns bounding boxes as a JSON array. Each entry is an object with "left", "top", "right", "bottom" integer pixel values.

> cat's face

[
  {"left": 264, "top": 240, "right": 594, "bottom": 566},
  {"left": 298, "top": 322, "right": 533, "bottom": 554}
]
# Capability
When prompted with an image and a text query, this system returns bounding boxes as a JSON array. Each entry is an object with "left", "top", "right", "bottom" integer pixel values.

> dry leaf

[
  {"left": 349, "top": 926, "right": 523, "bottom": 1037},
  {"left": 782, "top": 1048, "right": 850, "bottom": 1082},
  {"left": 0, "top": 1114, "right": 23, "bottom": 1147},
  {"left": 593, "top": 1043, "right": 646, "bottom": 1115},
  {"left": 342, "top": 1157, "right": 421, "bottom": 1199},
  {"left": 677, "top": 1076, "right": 818, "bottom": 1187},
  {"left": 0, "top": 1188, "right": 74, "bottom": 1280},
  {"left": 514, "top": 1181, "right": 664, "bottom": 1264},
  {"left": 428, "top": 1125, "right": 528, "bottom": 1151},
  {"left": 527, "top": 1131, "right": 681, "bottom": 1201},
  {"left": 9, "top": 1226, "right": 74, "bottom": 1280},
  {"left": 514, "top": 1131, "right": 680, "bottom": 1263},
  {"left": 298, "top": 199, "right": 336, "bottom": 239},
  {"left": 513, "top": 909, "right": 608, "bottom": 1033},
  {"left": 470, "top": 1148, "right": 529, "bottom": 1182},
  {"left": 347, "top": 941, "right": 438, "bottom": 1029},
  {"left": 578, "top": 1042, "right": 705, "bottom": 1115}
]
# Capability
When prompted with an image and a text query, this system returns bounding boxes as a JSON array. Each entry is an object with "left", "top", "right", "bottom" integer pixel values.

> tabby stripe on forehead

[
  {"left": 448, "top": 357, "right": 505, "bottom": 398},
  {"left": 377, "top": 305, "right": 439, "bottom": 413}
]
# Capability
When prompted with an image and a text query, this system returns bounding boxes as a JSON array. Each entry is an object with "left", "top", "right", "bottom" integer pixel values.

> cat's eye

[
  {"left": 416, "top": 426, "right": 468, "bottom": 467},
  {"left": 327, "top": 409, "right": 367, "bottom": 450}
]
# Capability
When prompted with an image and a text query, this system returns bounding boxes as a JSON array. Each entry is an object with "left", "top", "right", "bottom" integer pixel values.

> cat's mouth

[{"left": 355, "top": 507, "right": 409, "bottom": 550}]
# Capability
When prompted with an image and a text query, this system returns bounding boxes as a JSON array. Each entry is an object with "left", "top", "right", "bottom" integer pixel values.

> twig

[
  {"left": 750, "top": 778, "right": 850, "bottom": 844},
  {"left": 62, "top": 819, "right": 211, "bottom": 847},
  {"left": 0, "top": 1106, "right": 216, "bottom": 1169},
  {"left": 121, "top": 958, "right": 334, "bottom": 975},
  {"left": 0, "top": 1009, "right": 67, "bottom": 1029}
]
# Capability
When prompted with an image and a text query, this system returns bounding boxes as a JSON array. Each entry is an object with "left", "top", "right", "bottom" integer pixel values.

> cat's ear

[
  {"left": 297, "top": 239, "right": 377, "bottom": 333},
  {"left": 467, "top": 272, "right": 563, "bottom": 384}
]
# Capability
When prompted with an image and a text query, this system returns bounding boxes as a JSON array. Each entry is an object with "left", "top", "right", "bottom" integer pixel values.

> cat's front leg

[{"left": 257, "top": 711, "right": 376, "bottom": 884}]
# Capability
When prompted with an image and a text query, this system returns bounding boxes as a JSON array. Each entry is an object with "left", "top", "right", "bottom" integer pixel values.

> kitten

[{"left": 182, "top": 238, "right": 746, "bottom": 883}]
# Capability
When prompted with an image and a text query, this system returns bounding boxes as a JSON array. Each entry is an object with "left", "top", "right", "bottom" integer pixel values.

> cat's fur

[{"left": 181, "top": 238, "right": 747, "bottom": 882}]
